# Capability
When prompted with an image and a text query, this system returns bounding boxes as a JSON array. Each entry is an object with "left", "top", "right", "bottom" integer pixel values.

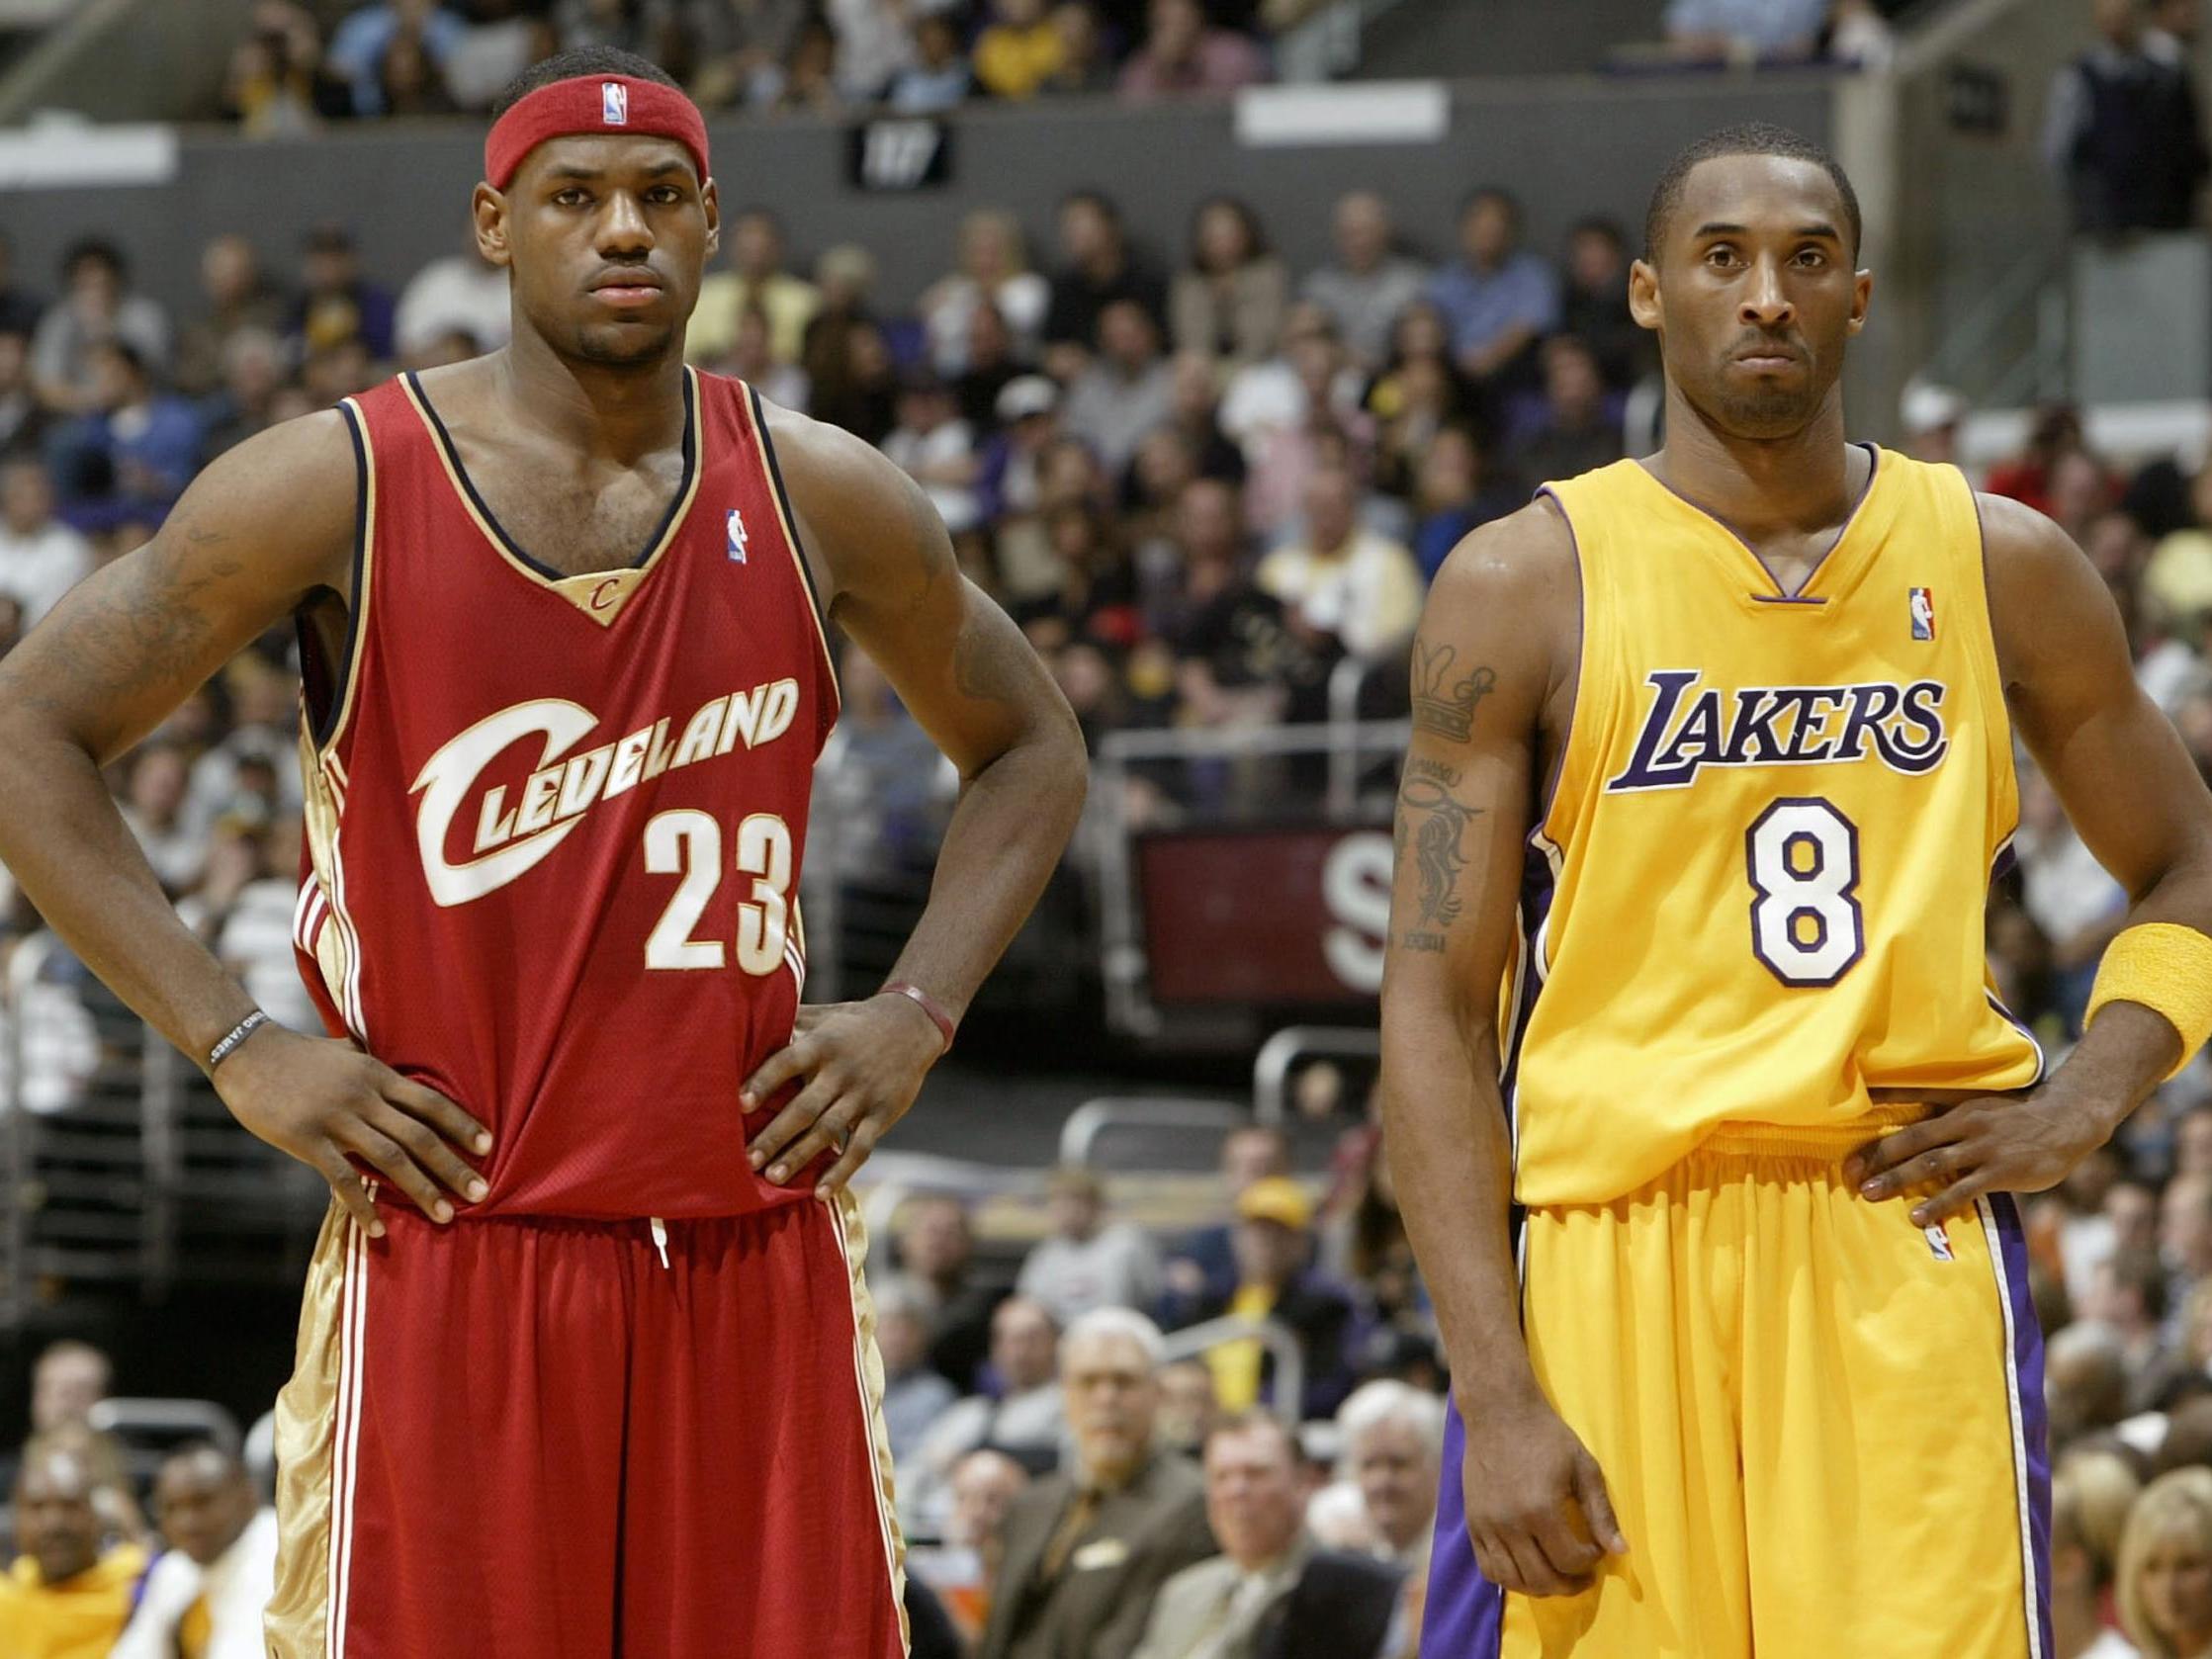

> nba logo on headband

[{"left": 602, "top": 81, "right": 628, "bottom": 125}]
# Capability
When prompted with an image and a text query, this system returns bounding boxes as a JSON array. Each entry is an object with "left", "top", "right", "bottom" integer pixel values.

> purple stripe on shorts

[
  {"left": 1991, "top": 1192, "right": 2053, "bottom": 1658},
  {"left": 1423, "top": 1392, "right": 1504, "bottom": 1659}
]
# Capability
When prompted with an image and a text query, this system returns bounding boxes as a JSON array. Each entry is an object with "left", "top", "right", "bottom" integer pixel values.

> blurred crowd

[{"left": 207, "top": 0, "right": 1939, "bottom": 136}]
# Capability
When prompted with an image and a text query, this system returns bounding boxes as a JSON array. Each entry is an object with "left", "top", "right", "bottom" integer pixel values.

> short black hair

[
  {"left": 489, "top": 46, "right": 684, "bottom": 121},
  {"left": 1059, "top": 188, "right": 1122, "bottom": 225},
  {"left": 1458, "top": 185, "right": 1522, "bottom": 227},
  {"left": 63, "top": 237, "right": 125, "bottom": 282},
  {"left": 1642, "top": 122, "right": 1862, "bottom": 262}
]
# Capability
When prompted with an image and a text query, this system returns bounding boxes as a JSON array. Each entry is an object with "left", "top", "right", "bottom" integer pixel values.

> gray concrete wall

[{"left": 0, "top": 75, "right": 1833, "bottom": 332}]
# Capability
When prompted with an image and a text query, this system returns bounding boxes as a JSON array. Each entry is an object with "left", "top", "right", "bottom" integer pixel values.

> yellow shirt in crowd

[
  {"left": 974, "top": 23, "right": 1066, "bottom": 99},
  {"left": 0, "top": 1543, "right": 150, "bottom": 1658},
  {"left": 1204, "top": 1283, "right": 1279, "bottom": 1412}
]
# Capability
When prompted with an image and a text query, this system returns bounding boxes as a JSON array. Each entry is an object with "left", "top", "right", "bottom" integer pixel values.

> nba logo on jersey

[
  {"left": 1924, "top": 1223, "right": 1954, "bottom": 1261},
  {"left": 602, "top": 81, "right": 629, "bottom": 125},
  {"left": 1909, "top": 587, "right": 1936, "bottom": 641},
  {"left": 727, "top": 507, "right": 749, "bottom": 564}
]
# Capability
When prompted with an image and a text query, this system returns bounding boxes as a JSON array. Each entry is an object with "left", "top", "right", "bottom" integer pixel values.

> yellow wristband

[{"left": 2084, "top": 922, "right": 2212, "bottom": 1080}]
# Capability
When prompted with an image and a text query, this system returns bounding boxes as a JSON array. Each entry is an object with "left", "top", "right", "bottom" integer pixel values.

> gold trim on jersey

[
  {"left": 744, "top": 385, "right": 841, "bottom": 726},
  {"left": 398, "top": 368, "right": 702, "bottom": 628},
  {"left": 311, "top": 398, "right": 378, "bottom": 759},
  {"left": 827, "top": 1187, "right": 911, "bottom": 1655},
  {"left": 265, "top": 1200, "right": 368, "bottom": 1659},
  {"left": 296, "top": 731, "right": 367, "bottom": 1041}
]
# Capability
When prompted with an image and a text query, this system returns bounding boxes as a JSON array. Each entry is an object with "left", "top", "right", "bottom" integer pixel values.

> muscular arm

[
  {"left": 1986, "top": 493, "right": 2212, "bottom": 1103},
  {"left": 739, "top": 403, "right": 1087, "bottom": 1186},
  {"left": 1378, "top": 501, "right": 1620, "bottom": 1593},
  {"left": 0, "top": 411, "right": 489, "bottom": 1235},
  {"left": 1852, "top": 494, "right": 2212, "bottom": 1219},
  {"left": 769, "top": 401, "right": 1087, "bottom": 1021},
  {"left": 0, "top": 412, "right": 355, "bottom": 1059}
]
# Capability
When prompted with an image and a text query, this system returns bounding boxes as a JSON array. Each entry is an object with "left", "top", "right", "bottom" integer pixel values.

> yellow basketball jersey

[{"left": 1507, "top": 447, "right": 2044, "bottom": 1207}]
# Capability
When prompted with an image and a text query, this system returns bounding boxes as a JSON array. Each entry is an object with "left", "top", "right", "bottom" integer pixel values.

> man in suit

[
  {"left": 980, "top": 1309, "right": 1217, "bottom": 1659},
  {"left": 1131, "top": 1413, "right": 1404, "bottom": 1659}
]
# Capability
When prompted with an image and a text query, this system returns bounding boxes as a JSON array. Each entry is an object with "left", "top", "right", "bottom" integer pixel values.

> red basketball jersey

[{"left": 291, "top": 367, "right": 838, "bottom": 1220}]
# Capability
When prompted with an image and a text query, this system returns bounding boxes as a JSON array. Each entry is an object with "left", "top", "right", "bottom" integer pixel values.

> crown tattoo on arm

[{"left": 1411, "top": 643, "right": 1497, "bottom": 742}]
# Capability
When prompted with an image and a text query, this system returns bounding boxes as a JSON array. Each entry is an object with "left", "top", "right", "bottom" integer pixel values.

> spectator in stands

[
  {"left": 690, "top": 207, "right": 821, "bottom": 367},
  {"left": 1179, "top": 1176, "right": 1359, "bottom": 1418},
  {"left": 975, "top": 0, "right": 1067, "bottom": 99},
  {"left": 882, "top": 368, "right": 984, "bottom": 535},
  {"left": 1988, "top": 401, "right": 2087, "bottom": 517},
  {"left": 683, "top": 0, "right": 806, "bottom": 108},
  {"left": 826, "top": 0, "right": 919, "bottom": 101},
  {"left": 1155, "top": 1359, "right": 1221, "bottom": 1458},
  {"left": 29, "top": 1343, "right": 109, "bottom": 1438},
  {"left": 289, "top": 224, "right": 396, "bottom": 361},
  {"left": 0, "top": 329, "right": 44, "bottom": 461},
  {"left": 223, "top": 2, "right": 353, "bottom": 134},
  {"left": 0, "top": 1439, "right": 149, "bottom": 1658},
  {"left": 1337, "top": 1381, "right": 1443, "bottom": 1576},
  {"left": 174, "top": 236, "right": 289, "bottom": 398},
  {"left": 2050, "top": 447, "right": 2121, "bottom": 549},
  {"left": 1162, "top": 1125, "right": 1292, "bottom": 1324},
  {"left": 1162, "top": 351, "right": 1248, "bottom": 484},
  {"left": 2165, "top": 1176, "right": 2212, "bottom": 1317},
  {"left": 112, "top": 1442, "right": 278, "bottom": 1659},
  {"left": 980, "top": 1308, "right": 1216, "bottom": 1659},
  {"left": 1171, "top": 197, "right": 1288, "bottom": 377},
  {"left": 768, "top": 15, "right": 844, "bottom": 113},
  {"left": 395, "top": 234, "right": 510, "bottom": 366},
  {"left": 1116, "top": 0, "right": 1269, "bottom": 101},
  {"left": 1236, "top": 312, "right": 1374, "bottom": 542},
  {"left": 440, "top": 0, "right": 555, "bottom": 111},
  {"left": 725, "top": 303, "right": 809, "bottom": 409},
  {"left": 0, "top": 459, "right": 91, "bottom": 625},
  {"left": 877, "top": 1287, "right": 961, "bottom": 1464},
  {"left": 1900, "top": 380, "right": 1968, "bottom": 468},
  {"left": 203, "top": 817, "right": 322, "bottom": 1033},
  {"left": 2053, "top": 1457, "right": 2143, "bottom": 1659},
  {"left": 1063, "top": 301, "right": 1178, "bottom": 478},
  {"left": 2018, "top": 764, "right": 2129, "bottom": 1031},
  {"left": 1299, "top": 192, "right": 1429, "bottom": 374},
  {"left": 1162, "top": 485, "right": 1333, "bottom": 735},
  {"left": 2118, "top": 1466, "right": 2212, "bottom": 1656},
  {"left": 2046, "top": 0, "right": 2210, "bottom": 235},
  {"left": 1256, "top": 460, "right": 1420, "bottom": 662},
  {"left": 1018, "top": 1167, "right": 1164, "bottom": 1329},
  {"left": 922, "top": 210, "right": 1050, "bottom": 379},
  {"left": 1661, "top": 0, "right": 1826, "bottom": 61},
  {"left": 44, "top": 342, "right": 206, "bottom": 527},
  {"left": 890, "top": 15, "right": 974, "bottom": 112},
  {"left": 909, "top": 1448, "right": 1031, "bottom": 1641},
  {"left": 378, "top": 19, "right": 460, "bottom": 114},
  {"left": 326, "top": 0, "right": 465, "bottom": 116},
  {"left": 1409, "top": 424, "right": 1516, "bottom": 582},
  {"left": 954, "top": 302, "right": 1026, "bottom": 436},
  {"left": 1508, "top": 334, "right": 1624, "bottom": 485},
  {"left": 1429, "top": 188, "right": 1558, "bottom": 393},
  {"left": 1042, "top": 190, "right": 1169, "bottom": 383},
  {"left": 1043, "top": 1, "right": 1114, "bottom": 93},
  {"left": 1558, "top": 218, "right": 1647, "bottom": 393},
  {"left": 2051, "top": 1322, "right": 2134, "bottom": 1446},
  {"left": 31, "top": 240, "right": 171, "bottom": 418},
  {"left": 1130, "top": 1413, "right": 1403, "bottom": 1659},
  {"left": 891, "top": 1193, "right": 1008, "bottom": 1393}
]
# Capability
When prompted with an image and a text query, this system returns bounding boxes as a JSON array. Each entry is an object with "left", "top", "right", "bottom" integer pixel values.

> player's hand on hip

[
  {"left": 1846, "top": 1087, "right": 2096, "bottom": 1227},
  {"left": 740, "top": 995, "right": 945, "bottom": 1194},
  {"left": 212, "top": 1023, "right": 491, "bottom": 1238},
  {"left": 1460, "top": 1385, "right": 1629, "bottom": 1598}
]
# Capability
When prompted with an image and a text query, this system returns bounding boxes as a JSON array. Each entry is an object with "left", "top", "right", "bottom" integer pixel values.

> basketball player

[
  {"left": 1383, "top": 124, "right": 2212, "bottom": 1657},
  {"left": 0, "top": 49, "right": 1087, "bottom": 1659}
]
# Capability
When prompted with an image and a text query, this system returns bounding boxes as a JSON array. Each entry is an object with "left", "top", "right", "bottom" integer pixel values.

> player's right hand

[
  {"left": 212, "top": 1024, "right": 491, "bottom": 1238},
  {"left": 1460, "top": 1388, "right": 1629, "bottom": 1598}
]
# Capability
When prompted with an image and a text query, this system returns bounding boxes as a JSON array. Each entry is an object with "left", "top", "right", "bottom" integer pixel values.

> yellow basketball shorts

[{"left": 1421, "top": 1118, "right": 2050, "bottom": 1658}]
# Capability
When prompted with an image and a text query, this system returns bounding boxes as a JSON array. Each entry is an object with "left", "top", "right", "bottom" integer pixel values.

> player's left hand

[
  {"left": 1844, "top": 1087, "right": 2104, "bottom": 1227},
  {"left": 739, "top": 994, "right": 947, "bottom": 1194}
]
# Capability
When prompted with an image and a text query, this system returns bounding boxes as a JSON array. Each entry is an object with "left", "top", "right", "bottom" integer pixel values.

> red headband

[{"left": 485, "top": 74, "right": 710, "bottom": 192}]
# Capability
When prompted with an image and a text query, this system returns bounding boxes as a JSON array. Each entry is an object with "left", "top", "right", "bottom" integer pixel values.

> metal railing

[
  {"left": 1158, "top": 1314, "right": 1304, "bottom": 1428},
  {"left": 1253, "top": 1025, "right": 1380, "bottom": 1125}
]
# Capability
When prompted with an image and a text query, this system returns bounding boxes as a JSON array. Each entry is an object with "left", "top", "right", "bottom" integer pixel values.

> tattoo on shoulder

[
  {"left": 1393, "top": 762, "right": 1482, "bottom": 946},
  {"left": 1411, "top": 643, "right": 1496, "bottom": 741}
]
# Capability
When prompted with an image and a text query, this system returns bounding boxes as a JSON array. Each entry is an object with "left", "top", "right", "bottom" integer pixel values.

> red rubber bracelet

[{"left": 881, "top": 981, "right": 955, "bottom": 1053}]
